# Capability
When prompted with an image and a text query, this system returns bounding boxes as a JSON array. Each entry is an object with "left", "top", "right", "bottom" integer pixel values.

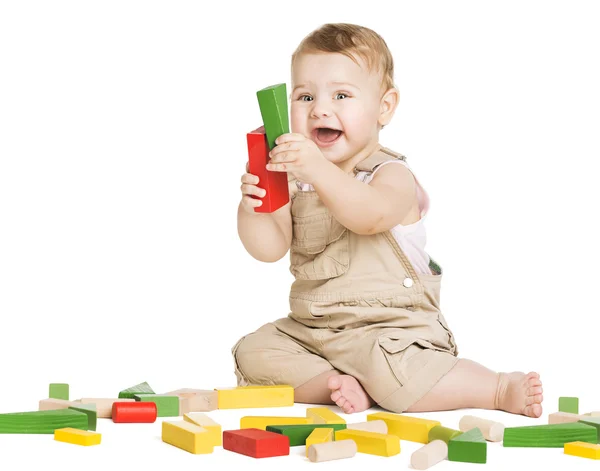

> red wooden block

[
  {"left": 112, "top": 401, "right": 157, "bottom": 423},
  {"left": 223, "top": 428, "right": 290, "bottom": 458},
  {"left": 247, "top": 125, "right": 289, "bottom": 213}
]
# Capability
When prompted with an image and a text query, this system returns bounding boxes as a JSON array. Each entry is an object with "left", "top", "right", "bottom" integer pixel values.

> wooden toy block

[
  {"left": 564, "top": 441, "right": 600, "bottom": 459},
  {"left": 578, "top": 417, "right": 600, "bottom": 441},
  {"left": 0, "top": 409, "right": 88, "bottom": 434},
  {"left": 49, "top": 383, "right": 69, "bottom": 400},
  {"left": 335, "top": 429, "right": 400, "bottom": 457},
  {"left": 448, "top": 427, "right": 487, "bottom": 464},
  {"left": 307, "top": 440, "right": 357, "bottom": 463},
  {"left": 306, "top": 407, "right": 346, "bottom": 424},
  {"left": 347, "top": 420, "right": 387, "bottom": 434},
  {"left": 216, "top": 385, "right": 293, "bottom": 409},
  {"left": 503, "top": 422, "right": 597, "bottom": 447},
  {"left": 68, "top": 404, "right": 97, "bottom": 431},
  {"left": 267, "top": 423, "right": 346, "bottom": 447},
  {"left": 411, "top": 440, "right": 448, "bottom": 470},
  {"left": 39, "top": 398, "right": 80, "bottom": 411},
  {"left": 241, "top": 416, "right": 312, "bottom": 430},
  {"left": 246, "top": 126, "right": 289, "bottom": 213},
  {"left": 367, "top": 412, "right": 440, "bottom": 443},
  {"left": 162, "top": 420, "right": 214, "bottom": 454},
  {"left": 54, "top": 427, "right": 101, "bottom": 446},
  {"left": 305, "top": 427, "right": 333, "bottom": 457},
  {"left": 549, "top": 411, "right": 584, "bottom": 424},
  {"left": 256, "top": 83, "right": 290, "bottom": 150},
  {"left": 134, "top": 394, "right": 179, "bottom": 417},
  {"left": 77, "top": 398, "right": 135, "bottom": 418},
  {"left": 459, "top": 415, "right": 505, "bottom": 442},
  {"left": 118, "top": 382, "right": 155, "bottom": 399},
  {"left": 223, "top": 428, "right": 290, "bottom": 458},
  {"left": 587, "top": 411, "right": 600, "bottom": 417},
  {"left": 163, "top": 389, "right": 218, "bottom": 413},
  {"left": 112, "top": 401, "right": 157, "bottom": 423},
  {"left": 184, "top": 413, "right": 222, "bottom": 446},
  {"left": 559, "top": 397, "right": 579, "bottom": 414},
  {"left": 428, "top": 425, "right": 463, "bottom": 444}
]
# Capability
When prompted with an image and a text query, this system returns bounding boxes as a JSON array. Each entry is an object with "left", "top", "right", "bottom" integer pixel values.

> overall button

[{"left": 403, "top": 277, "right": 414, "bottom": 288}]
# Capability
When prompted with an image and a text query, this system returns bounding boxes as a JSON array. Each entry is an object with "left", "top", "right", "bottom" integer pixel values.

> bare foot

[
  {"left": 327, "top": 375, "right": 373, "bottom": 414},
  {"left": 495, "top": 371, "right": 543, "bottom": 418}
]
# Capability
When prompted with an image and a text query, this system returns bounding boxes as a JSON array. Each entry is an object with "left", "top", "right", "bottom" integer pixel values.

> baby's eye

[
  {"left": 298, "top": 95, "right": 313, "bottom": 102},
  {"left": 335, "top": 93, "right": 349, "bottom": 100}
]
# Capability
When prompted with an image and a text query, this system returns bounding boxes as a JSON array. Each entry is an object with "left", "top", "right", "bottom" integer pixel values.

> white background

[{"left": 1, "top": 0, "right": 599, "bottom": 469}]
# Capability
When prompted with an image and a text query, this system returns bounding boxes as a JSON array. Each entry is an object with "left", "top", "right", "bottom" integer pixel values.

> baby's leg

[{"left": 406, "top": 359, "right": 543, "bottom": 418}]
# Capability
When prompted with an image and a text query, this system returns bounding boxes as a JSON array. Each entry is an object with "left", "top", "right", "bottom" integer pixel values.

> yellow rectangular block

[
  {"left": 335, "top": 429, "right": 400, "bottom": 457},
  {"left": 564, "top": 441, "right": 600, "bottom": 460},
  {"left": 162, "top": 421, "right": 214, "bottom": 454},
  {"left": 216, "top": 385, "right": 293, "bottom": 409},
  {"left": 307, "top": 407, "right": 346, "bottom": 424},
  {"left": 240, "top": 416, "right": 312, "bottom": 430},
  {"left": 54, "top": 427, "right": 101, "bottom": 446},
  {"left": 183, "top": 413, "right": 222, "bottom": 446},
  {"left": 306, "top": 427, "right": 333, "bottom": 457},
  {"left": 367, "top": 412, "right": 440, "bottom": 444}
]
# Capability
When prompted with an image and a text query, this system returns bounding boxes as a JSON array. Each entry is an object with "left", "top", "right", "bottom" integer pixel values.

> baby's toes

[
  {"left": 330, "top": 390, "right": 342, "bottom": 403},
  {"left": 335, "top": 397, "right": 348, "bottom": 410},
  {"left": 342, "top": 403, "right": 354, "bottom": 414},
  {"left": 527, "top": 386, "right": 543, "bottom": 396},
  {"left": 523, "top": 403, "right": 543, "bottom": 418}
]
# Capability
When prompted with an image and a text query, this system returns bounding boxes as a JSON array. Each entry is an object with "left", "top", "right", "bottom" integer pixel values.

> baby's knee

[{"left": 231, "top": 331, "right": 282, "bottom": 386}]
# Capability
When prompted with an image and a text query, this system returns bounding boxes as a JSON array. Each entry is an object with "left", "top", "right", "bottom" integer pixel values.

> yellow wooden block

[
  {"left": 367, "top": 412, "right": 440, "bottom": 444},
  {"left": 306, "top": 428, "right": 334, "bottom": 457},
  {"left": 565, "top": 441, "right": 600, "bottom": 460},
  {"left": 54, "top": 427, "right": 101, "bottom": 446},
  {"left": 240, "top": 416, "right": 312, "bottom": 430},
  {"left": 335, "top": 429, "right": 400, "bottom": 457},
  {"left": 162, "top": 421, "right": 214, "bottom": 454},
  {"left": 216, "top": 385, "right": 293, "bottom": 409},
  {"left": 307, "top": 407, "right": 346, "bottom": 424},
  {"left": 183, "top": 413, "right": 222, "bottom": 446}
]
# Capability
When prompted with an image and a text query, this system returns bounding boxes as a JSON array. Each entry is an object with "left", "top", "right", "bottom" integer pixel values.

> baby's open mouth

[{"left": 313, "top": 127, "right": 343, "bottom": 146}]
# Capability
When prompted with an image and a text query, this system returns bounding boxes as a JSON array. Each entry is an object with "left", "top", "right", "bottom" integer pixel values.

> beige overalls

[{"left": 232, "top": 147, "right": 459, "bottom": 413}]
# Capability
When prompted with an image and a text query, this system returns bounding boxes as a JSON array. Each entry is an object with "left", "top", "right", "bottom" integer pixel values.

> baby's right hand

[{"left": 240, "top": 161, "right": 267, "bottom": 213}]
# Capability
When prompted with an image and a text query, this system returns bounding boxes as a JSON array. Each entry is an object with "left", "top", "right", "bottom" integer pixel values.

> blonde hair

[{"left": 291, "top": 23, "right": 396, "bottom": 92}]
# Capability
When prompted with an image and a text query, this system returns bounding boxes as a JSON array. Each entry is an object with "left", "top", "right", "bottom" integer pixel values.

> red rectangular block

[
  {"left": 223, "top": 428, "right": 290, "bottom": 458},
  {"left": 247, "top": 125, "right": 289, "bottom": 213}
]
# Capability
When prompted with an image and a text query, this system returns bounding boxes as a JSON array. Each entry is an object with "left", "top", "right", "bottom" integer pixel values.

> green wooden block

[
  {"left": 49, "top": 383, "right": 69, "bottom": 400},
  {"left": 448, "top": 427, "right": 487, "bottom": 464},
  {"left": 428, "top": 425, "right": 463, "bottom": 444},
  {"left": 503, "top": 422, "right": 597, "bottom": 447},
  {"left": 256, "top": 83, "right": 290, "bottom": 150},
  {"left": 119, "top": 381, "right": 155, "bottom": 399},
  {"left": 135, "top": 394, "right": 179, "bottom": 417},
  {"left": 266, "top": 423, "right": 347, "bottom": 446},
  {"left": 0, "top": 409, "right": 88, "bottom": 434},
  {"left": 68, "top": 403, "right": 97, "bottom": 431},
  {"left": 579, "top": 417, "right": 600, "bottom": 443},
  {"left": 559, "top": 397, "right": 579, "bottom": 414}
]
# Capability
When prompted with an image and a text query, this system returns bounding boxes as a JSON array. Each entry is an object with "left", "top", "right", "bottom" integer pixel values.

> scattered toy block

[
  {"left": 163, "top": 389, "right": 218, "bottom": 413},
  {"left": 112, "top": 401, "right": 157, "bottom": 423},
  {"left": 411, "top": 440, "right": 448, "bottom": 470},
  {"left": 216, "top": 385, "right": 293, "bottom": 409},
  {"left": 367, "top": 412, "right": 440, "bottom": 443},
  {"left": 307, "top": 407, "right": 345, "bottom": 424},
  {"left": 223, "top": 428, "right": 290, "bottom": 458},
  {"left": 308, "top": 440, "right": 357, "bottom": 463},
  {"left": 559, "top": 397, "right": 579, "bottom": 414},
  {"left": 459, "top": 415, "right": 505, "bottom": 442},
  {"left": 68, "top": 404, "right": 97, "bottom": 431},
  {"left": 428, "top": 425, "right": 463, "bottom": 444},
  {"left": 241, "top": 416, "right": 311, "bottom": 430},
  {"left": 119, "top": 382, "right": 155, "bottom": 399},
  {"left": 335, "top": 429, "right": 400, "bottom": 457},
  {"left": 162, "top": 420, "right": 214, "bottom": 454},
  {"left": 503, "top": 422, "right": 597, "bottom": 447},
  {"left": 267, "top": 423, "right": 346, "bottom": 447},
  {"left": 587, "top": 412, "right": 600, "bottom": 417},
  {"left": 549, "top": 412, "right": 584, "bottom": 424},
  {"left": 39, "top": 398, "right": 80, "bottom": 411},
  {"left": 448, "top": 427, "right": 487, "bottom": 464},
  {"left": 256, "top": 83, "right": 290, "bottom": 150},
  {"left": 184, "top": 413, "right": 222, "bottom": 446},
  {"left": 305, "top": 427, "right": 333, "bottom": 457},
  {"left": 54, "top": 427, "right": 101, "bottom": 446},
  {"left": 0, "top": 409, "right": 88, "bottom": 434},
  {"left": 77, "top": 398, "right": 135, "bottom": 418},
  {"left": 347, "top": 420, "right": 387, "bottom": 434},
  {"left": 134, "top": 394, "right": 179, "bottom": 417},
  {"left": 578, "top": 417, "right": 600, "bottom": 441},
  {"left": 49, "top": 384, "right": 69, "bottom": 401},
  {"left": 564, "top": 441, "right": 600, "bottom": 460}
]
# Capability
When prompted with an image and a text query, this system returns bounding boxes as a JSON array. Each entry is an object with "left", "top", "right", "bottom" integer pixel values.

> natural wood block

[
  {"left": 306, "top": 407, "right": 345, "bottom": 424},
  {"left": 223, "top": 428, "right": 290, "bottom": 458},
  {"left": 559, "top": 397, "right": 579, "bottom": 414},
  {"left": 428, "top": 425, "right": 463, "bottom": 444},
  {"left": 39, "top": 398, "right": 80, "bottom": 411},
  {"left": 0, "top": 409, "right": 88, "bottom": 434},
  {"left": 549, "top": 412, "right": 584, "bottom": 424},
  {"left": 503, "top": 422, "right": 597, "bottom": 447},
  {"left": 564, "top": 441, "right": 600, "bottom": 459},
  {"left": 77, "top": 398, "right": 135, "bottom": 418},
  {"left": 54, "top": 427, "right": 101, "bottom": 446},
  {"left": 135, "top": 394, "right": 179, "bottom": 417},
  {"left": 162, "top": 420, "right": 214, "bottom": 454},
  {"left": 308, "top": 440, "right": 357, "bottom": 463},
  {"left": 216, "top": 385, "right": 293, "bottom": 409},
  {"left": 335, "top": 429, "right": 400, "bottom": 457},
  {"left": 241, "top": 416, "right": 311, "bottom": 430},
  {"left": 118, "top": 382, "right": 155, "bottom": 399},
  {"left": 448, "top": 428, "right": 487, "bottom": 464},
  {"left": 163, "top": 389, "right": 218, "bottom": 413},
  {"left": 184, "top": 413, "right": 221, "bottom": 446},
  {"left": 305, "top": 427, "right": 333, "bottom": 457},
  {"left": 347, "top": 420, "right": 387, "bottom": 434},
  {"left": 367, "top": 412, "right": 440, "bottom": 443},
  {"left": 267, "top": 424, "right": 346, "bottom": 447},
  {"left": 459, "top": 415, "right": 504, "bottom": 442},
  {"left": 49, "top": 384, "right": 69, "bottom": 401},
  {"left": 411, "top": 440, "right": 448, "bottom": 470}
]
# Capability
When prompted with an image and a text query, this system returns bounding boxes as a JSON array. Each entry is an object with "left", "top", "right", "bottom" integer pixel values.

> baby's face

[{"left": 291, "top": 52, "right": 384, "bottom": 167}]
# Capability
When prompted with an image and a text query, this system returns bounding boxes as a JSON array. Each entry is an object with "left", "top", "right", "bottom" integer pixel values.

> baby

[{"left": 234, "top": 23, "right": 543, "bottom": 417}]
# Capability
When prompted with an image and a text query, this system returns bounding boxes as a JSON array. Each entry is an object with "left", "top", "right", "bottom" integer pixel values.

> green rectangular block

[
  {"left": 428, "top": 425, "right": 463, "bottom": 444},
  {"left": 0, "top": 409, "right": 88, "bottom": 434},
  {"left": 266, "top": 423, "right": 347, "bottom": 446},
  {"left": 49, "top": 383, "right": 69, "bottom": 400},
  {"left": 119, "top": 381, "right": 155, "bottom": 399},
  {"left": 69, "top": 403, "right": 97, "bottom": 431},
  {"left": 579, "top": 417, "right": 600, "bottom": 443},
  {"left": 448, "top": 427, "right": 486, "bottom": 464},
  {"left": 559, "top": 397, "right": 579, "bottom": 414},
  {"left": 503, "top": 422, "right": 597, "bottom": 447},
  {"left": 135, "top": 394, "right": 179, "bottom": 417},
  {"left": 256, "top": 83, "right": 290, "bottom": 150}
]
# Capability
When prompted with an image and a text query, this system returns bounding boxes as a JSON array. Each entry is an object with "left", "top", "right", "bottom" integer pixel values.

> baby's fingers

[
  {"left": 242, "top": 195, "right": 263, "bottom": 211},
  {"left": 241, "top": 172, "right": 259, "bottom": 185},
  {"left": 241, "top": 182, "right": 266, "bottom": 198}
]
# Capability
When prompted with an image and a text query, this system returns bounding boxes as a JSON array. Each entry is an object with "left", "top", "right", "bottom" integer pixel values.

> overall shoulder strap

[{"left": 354, "top": 146, "right": 407, "bottom": 173}]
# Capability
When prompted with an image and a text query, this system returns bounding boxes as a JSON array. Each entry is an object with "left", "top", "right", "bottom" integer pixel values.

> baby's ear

[{"left": 378, "top": 87, "right": 400, "bottom": 127}]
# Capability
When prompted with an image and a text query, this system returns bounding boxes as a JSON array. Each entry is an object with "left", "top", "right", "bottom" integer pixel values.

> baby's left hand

[{"left": 266, "top": 133, "right": 328, "bottom": 184}]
